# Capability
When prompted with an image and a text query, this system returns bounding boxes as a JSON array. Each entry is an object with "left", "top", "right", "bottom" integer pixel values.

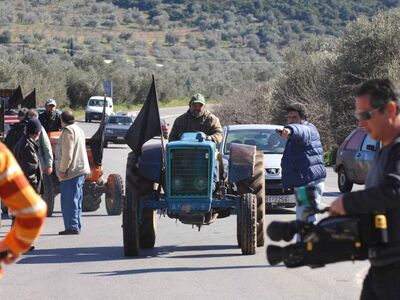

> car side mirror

[{"left": 366, "top": 144, "right": 376, "bottom": 151}]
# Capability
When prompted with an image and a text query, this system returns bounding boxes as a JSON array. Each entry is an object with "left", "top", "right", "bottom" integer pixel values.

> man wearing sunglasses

[{"left": 330, "top": 78, "right": 400, "bottom": 299}]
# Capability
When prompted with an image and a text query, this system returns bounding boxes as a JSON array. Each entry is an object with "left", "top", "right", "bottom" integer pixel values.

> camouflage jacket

[{"left": 168, "top": 109, "right": 223, "bottom": 144}]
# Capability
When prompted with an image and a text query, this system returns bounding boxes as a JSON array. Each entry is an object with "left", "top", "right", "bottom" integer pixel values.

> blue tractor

[{"left": 123, "top": 132, "right": 266, "bottom": 256}]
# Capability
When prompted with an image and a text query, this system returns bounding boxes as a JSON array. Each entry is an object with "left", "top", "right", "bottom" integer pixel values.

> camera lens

[
  {"left": 267, "top": 221, "right": 298, "bottom": 242},
  {"left": 266, "top": 245, "right": 284, "bottom": 265}
]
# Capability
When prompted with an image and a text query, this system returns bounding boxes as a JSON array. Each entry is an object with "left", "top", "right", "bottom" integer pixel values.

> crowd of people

[
  {"left": 2, "top": 99, "right": 89, "bottom": 239},
  {"left": 1, "top": 79, "right": 400, "bottom": 298}
]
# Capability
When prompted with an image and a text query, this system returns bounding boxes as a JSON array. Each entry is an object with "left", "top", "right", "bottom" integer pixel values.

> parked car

[
  {"left": 104, "top": 114, "right": 135, "bottom": 147},
  {"left": 220, "top": 124, "right": 296, "bottom": 209},
  {"left": 334, "top": 128, "right": 380, "bottom": 192},
  {"left": 161, "top": 119, "right": 170, "bottom": 139}
]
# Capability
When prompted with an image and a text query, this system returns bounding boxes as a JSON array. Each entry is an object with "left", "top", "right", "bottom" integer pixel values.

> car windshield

[
  {"left": 89, "top": 99, "right": 108, "bottom": 107},
  {"left": 107, "top": 116, "right": 134, "bottom": 125},
  {"left": 224, "top": 129, "right": 287, "bottom": 154}
]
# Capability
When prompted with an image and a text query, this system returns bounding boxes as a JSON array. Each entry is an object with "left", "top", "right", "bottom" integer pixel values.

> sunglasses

[{"left": 354, "top": 107, "right": 381, "bottom": 121}]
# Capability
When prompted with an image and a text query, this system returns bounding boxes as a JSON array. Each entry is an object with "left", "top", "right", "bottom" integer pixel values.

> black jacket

[
  {"left": 39, "top": 111, "right": 61, "bottom": 132},
  {"left": 14, "top": 135, "right": 41, "bottom": 192},
  {"left": 4, "top": 121, "right": 27, "bottom": 154},
  {"left": 343, "top": 134, "right": 400, "bottom": 265}
]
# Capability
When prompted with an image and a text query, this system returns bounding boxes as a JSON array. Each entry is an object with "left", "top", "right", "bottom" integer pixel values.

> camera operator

[{"left": 330, "top": 79, "right": 400, "bottom": 299}]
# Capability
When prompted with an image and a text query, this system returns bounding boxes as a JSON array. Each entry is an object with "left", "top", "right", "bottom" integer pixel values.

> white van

[{"left": 85, "top": 96, "right": 113, "bottom": 122}]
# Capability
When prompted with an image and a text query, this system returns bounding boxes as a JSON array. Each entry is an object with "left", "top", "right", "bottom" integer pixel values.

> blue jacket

[{"left": 281, "top": 121, "right": 326, "bottom": 189}]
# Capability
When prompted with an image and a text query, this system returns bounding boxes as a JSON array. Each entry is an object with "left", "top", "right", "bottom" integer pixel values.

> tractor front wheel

[
  {"left": 238, "top": 193, "right": 257, "bottom": 255},
  {"left": 237, "top": 152, "right": 266, "bottom": 247},
  {"left": 105, "top": 174, "right": 124, "bottom": 216}
]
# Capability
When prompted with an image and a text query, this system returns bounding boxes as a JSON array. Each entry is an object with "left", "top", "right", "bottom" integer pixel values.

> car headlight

[{"left": 106, "top": 129, "right": 114, "bottom": 133}]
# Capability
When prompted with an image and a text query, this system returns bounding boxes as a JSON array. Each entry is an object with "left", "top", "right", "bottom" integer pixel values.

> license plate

[{"left": 266, "top": 195, "right": 290, "bottom": 203}]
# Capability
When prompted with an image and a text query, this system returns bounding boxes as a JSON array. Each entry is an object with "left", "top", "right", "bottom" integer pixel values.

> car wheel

[{"left": 338, "top": 167, "right": 353, "bottom": 193}]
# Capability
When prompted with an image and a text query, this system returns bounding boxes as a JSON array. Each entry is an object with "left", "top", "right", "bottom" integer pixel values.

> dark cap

[
  {"left": 26, "top": 118, "right": 42, "bottom": 135},
  {"left": 190, "top": 93, "right": 205, "bottom": 105},
  {"left": 286, "top": 102, "right": 307, "bottom": 119}
]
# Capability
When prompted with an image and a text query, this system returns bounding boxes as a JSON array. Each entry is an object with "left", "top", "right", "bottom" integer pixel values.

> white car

[
  {"left": 220, "top": 124, "right": 296, "bottom": 209},
  {"left": 85, "top": 96, "right": 113, "bottom": 122}
]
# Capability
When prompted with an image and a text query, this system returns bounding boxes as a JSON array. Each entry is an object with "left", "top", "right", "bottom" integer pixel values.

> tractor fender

[
  {"left": 137, "top": 143, "right": 163, "bottom": 183},
  {"left": 228, "top": 143, "right": 256, "bottom": 183}
]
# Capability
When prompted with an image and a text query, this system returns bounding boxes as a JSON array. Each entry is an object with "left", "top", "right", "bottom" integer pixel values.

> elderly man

[
  {"left": 39, "top": 98, "right": 61, "bottom": 132},
  {"left": 55, "top": 111, "right": 90, "bottom": 235},
  {"left": 330, "top": 79, "right": 400, "bottom": 299},
  {"left": 168, "top": 93, "right": 223, "bottom": 144}
]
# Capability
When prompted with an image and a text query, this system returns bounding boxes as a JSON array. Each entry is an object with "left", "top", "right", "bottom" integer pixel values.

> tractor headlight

[
  {"left": 193, "top": 176, "right": 207, "bottom": 191},
  {"left": 171, "top": 177, "right": 184, "bottom": 191}
]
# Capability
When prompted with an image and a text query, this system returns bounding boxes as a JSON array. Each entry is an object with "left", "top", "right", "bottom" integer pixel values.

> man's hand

[
  {"left": 280, "top": 128, "right": 291, "bottom": 138},
  {"left": 59, "top": 171, "right": 66, "bottom": 180},
  {"left": 329, "top": 196, "right": 346, "bottom": 216},
  {"left": 44, "top": 167, "right": 53, "bottom": 175}
]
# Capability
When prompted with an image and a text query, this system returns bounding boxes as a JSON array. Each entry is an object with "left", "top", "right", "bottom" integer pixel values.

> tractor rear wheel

[
  {"left": 105, "top": 174, "right": 124, "bottom": 216},
  {"left": 82, "top": 194, "right": 101, "bottom": 212},
  {"left": 238, "top": 193, "right": 257, "bottom": 255},
  {"left": 124, "top": 152, "right": 156, "bottom": 256},
  {"left": 237, "top": 152, "right": 266, "bottom": 247}
]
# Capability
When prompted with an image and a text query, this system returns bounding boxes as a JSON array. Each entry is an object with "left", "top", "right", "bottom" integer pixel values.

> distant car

[
  {"left": 334, "top": 128, "right": 380, "bottom": 192},
  {"left": 104, "top": 114, "right": 135, "bottom": 148},
  {"left": 220, "top": 124, "right": 296, "bottom": 209},
  {"left": 161, "top": 119, "right": 170, "bottom": 139}
]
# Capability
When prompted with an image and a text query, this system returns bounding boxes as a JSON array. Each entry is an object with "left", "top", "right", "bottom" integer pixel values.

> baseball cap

[
  {"left": 190, "top": 93, "right": 205, "bottom": 105},
  {"left": 45, "top": 99, "right": 56, "bottom": 106},
  {"left": 26, "top": 118, "right": 42, "bottom": 135}
]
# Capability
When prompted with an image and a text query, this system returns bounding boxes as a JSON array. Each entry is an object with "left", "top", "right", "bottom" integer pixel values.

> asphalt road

[{"left": 0, "top": 107, "right": 368, "bottom": 299}]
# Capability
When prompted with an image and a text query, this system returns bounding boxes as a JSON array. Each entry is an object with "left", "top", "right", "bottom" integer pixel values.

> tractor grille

[{"left": 169, "top": 148, "right": 210, "bottom": 197}]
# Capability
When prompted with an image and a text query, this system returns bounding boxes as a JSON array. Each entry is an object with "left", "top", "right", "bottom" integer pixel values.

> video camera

[{"left": 266, "top": 186, "right": 389, "bottom": 268}]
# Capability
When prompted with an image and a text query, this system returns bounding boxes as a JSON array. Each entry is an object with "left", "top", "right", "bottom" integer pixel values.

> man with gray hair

[{"left": 55, "top": 111, "right": 90, "bottom": 235}]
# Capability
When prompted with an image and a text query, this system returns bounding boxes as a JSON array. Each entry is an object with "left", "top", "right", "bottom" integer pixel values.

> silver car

[
  {"left": 220, "top": 124, "right": 296, "bottom": 209},
  {"left": 104, "top": 114, "right": 135, "bottom": 147}
]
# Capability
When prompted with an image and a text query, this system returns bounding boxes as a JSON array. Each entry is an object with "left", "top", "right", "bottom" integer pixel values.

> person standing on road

[
  {"left": 25, "top": 109, "right": 53, "bottom": 176},
  {"left": 168, "top": 93, "right": 223, "bottom": 144},
  {"left": 13, "top": 118, "right": 43, "bottom": 193},
  {"left": 0, "top": 142, "right": 47, "bottom": 278},
  {"left": 39, "top": 99, "right": 62, "bottom": 133},
  {"left": 279, "top": 103, "right": 326, "bottom": 223},
  {"left": 55, "top": 111, "right": 90, "bottom": 235},
  {"left": 330, "top": 79, "right": 400, "bottom": 299}
]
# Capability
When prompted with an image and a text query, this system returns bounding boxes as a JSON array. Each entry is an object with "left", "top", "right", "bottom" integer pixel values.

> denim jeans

[
  {"left": 60, "top": 175, "right": 85, "bottom": 231},
  {"left": 296, "top": 181, "right": 325, "bottom": 223}
]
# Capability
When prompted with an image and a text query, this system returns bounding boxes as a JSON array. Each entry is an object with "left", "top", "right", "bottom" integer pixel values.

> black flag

[
  {"left": 7, "top": 86, "right": 23, "bottom": 109},
  {"left": 125, "top": 75, "right": 161, "bottom": 156},
  {"left": 88, "top": 96, "right": 107, "bottom": 166},
  {"left": 23, "top": 88, "right": 36, "bottom": 109}
]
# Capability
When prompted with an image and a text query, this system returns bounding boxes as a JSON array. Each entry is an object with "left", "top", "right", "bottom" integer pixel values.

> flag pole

[{"left": 153, "top": 75, "right": 166, "bottom": 169}]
